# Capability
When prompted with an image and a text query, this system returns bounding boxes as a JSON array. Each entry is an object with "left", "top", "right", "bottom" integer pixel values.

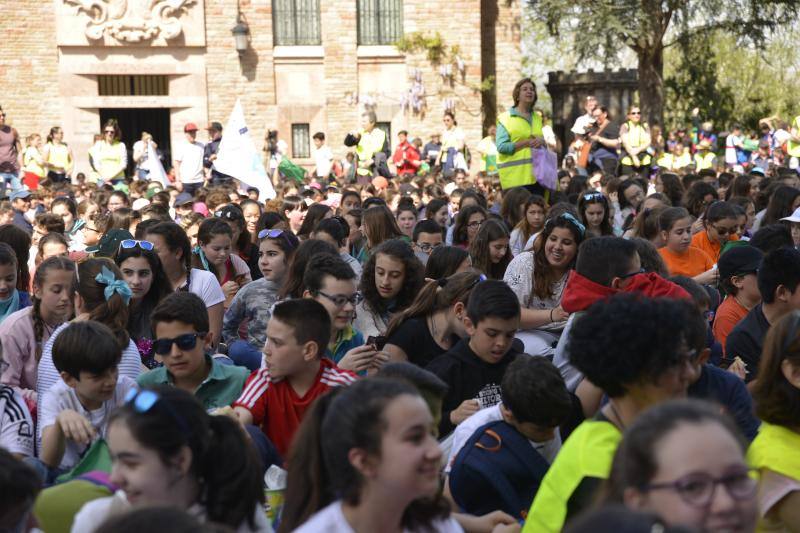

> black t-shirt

[
  {"left": 590, "top": 120, "right": 620, "bottom": 161},
  {"left": 725, "top": 304, "right": 770, "bottom": 382},
  {"left": 385, "top": 316, "right": 456, "bottom": 368}
]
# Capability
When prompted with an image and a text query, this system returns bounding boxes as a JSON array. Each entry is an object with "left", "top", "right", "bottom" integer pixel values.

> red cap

[{"left": 184, "top": 122, "right": 199, "bottom": 132}]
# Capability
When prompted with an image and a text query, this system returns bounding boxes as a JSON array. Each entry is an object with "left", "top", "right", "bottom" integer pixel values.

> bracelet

[{"left": 549, "top": 308, "right": 554, "bottom": 323}]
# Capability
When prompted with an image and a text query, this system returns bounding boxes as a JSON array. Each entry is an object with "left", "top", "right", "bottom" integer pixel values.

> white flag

[
  {"left": 213, "top": 99, "right": 276, "bottom": 201},
  {"left": 142, "top": 141, "right": 168, "bottom": 187}
]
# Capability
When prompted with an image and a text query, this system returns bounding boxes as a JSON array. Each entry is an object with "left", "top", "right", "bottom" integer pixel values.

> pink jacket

[{"left": 0, "top": 306, "right": 56, "bottom": 402}]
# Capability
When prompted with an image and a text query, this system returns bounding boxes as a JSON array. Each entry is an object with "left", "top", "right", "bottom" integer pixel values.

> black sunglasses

[{"left": 152, "top": 332, "right": 207, "bottom": 355}]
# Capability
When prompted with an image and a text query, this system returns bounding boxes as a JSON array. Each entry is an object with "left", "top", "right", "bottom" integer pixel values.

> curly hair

[
  {"left": 568, "top": 294, "right": 696, "bottom": 398},
  {"left": 360, "top": 239, "right": 425, "bottom": 316}
]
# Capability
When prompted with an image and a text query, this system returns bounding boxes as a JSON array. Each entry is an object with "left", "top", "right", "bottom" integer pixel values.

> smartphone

[{"left": 366, "top": 335, "right": 387, "bottom": 351}]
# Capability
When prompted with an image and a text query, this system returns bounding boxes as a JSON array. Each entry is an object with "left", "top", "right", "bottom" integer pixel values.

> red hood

[{"left": 561, "top": 270, "right": 691, "bottom": 313}]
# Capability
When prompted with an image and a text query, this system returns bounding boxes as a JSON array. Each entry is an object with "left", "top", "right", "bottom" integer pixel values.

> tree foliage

[{"left": 525, "top": 0, "right": 800, "bottom": 126}]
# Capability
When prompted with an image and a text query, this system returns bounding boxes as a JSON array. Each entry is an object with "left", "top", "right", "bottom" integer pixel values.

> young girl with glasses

[
  {"left": 451, "top": 205, "right": 487, "bottom": 249},
  {"left": 223, "top": 228, "right": 299, "bottom": 371},
  {"left": 71, "top": 386, "right": 268, "bottom": 532},
  {"left": 114, "top": 240, "right": 173, "bottom": 369},
  {"left": 603, "top": 400, "right": 757, "bottom": 533}
]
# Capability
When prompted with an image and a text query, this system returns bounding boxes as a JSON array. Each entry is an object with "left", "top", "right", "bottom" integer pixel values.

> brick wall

[{"left": 0, "top": 0, "right": 60, "bottom": 141}]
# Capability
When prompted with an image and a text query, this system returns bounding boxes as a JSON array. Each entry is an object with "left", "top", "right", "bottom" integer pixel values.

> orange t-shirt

[
  {"left": 659, "top": 246, "right": 715, "bottom": 277},
  {"left": 713, "top": 296, "right": 749, "bottom": 354},
  {"left": 690, "top": 230, "right": 739, "bottom": 263}
]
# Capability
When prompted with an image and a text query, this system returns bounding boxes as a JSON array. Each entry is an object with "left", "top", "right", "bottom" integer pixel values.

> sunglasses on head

[
  {"left": 119, "top": 239, "right": 154, "bottom": 251},
  {"left": 124, "top": 388, "right": 191, "bottom": 435},
  {"left": 582, "top": 192, "right": 604, "bottom": 201},
  {"left": 152, "top": 332, "right": 207, "bottom": 355},
  {"left": 258, "top": 228, "right": 297, "bottom": 249}
]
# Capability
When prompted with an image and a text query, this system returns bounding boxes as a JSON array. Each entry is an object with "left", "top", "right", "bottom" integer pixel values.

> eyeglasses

[
  {"left": 152, "top": 332, "right": 207, "bottom": 355},
  {"left": 315, "top": 291, "right": 364, "bottom": 308},
  {"left": 582, "top": 191, "right": 605, "bottom": 202},
  {"left": 214, "top": 209, "right": 241, "bottom": 220},
  {"left": 124, "top": 388, "right": 190, "bottom": 435},
  {"left": 120, "top": 239, "right": 154, "bottom": 251},
  {"left": 644, "top": 469, "right": 757, "bottom": 508},
  {"left": 618, "top": 268, "right": 645, "bottom": 280},
  {"left": 710, "top": 224, "right": 738, "bottom": 236},
  {"left": 466, "top": 220, "right": 484, "bottom": 229},
  {"left": 83, "top": 225, "right": 100, "bottom": 233},
  {"left": 416, "top": 241, "right": 443, "bottom": 253}
]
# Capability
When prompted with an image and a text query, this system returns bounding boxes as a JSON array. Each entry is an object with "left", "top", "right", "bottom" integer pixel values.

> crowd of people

[{"left": 0, "top": 77, "right": 799, "bottom": 533}]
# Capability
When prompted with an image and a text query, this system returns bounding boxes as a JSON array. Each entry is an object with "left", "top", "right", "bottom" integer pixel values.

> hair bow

[
  {"left": 95, "top": 266, "right": 132, "bottom": 305},
  {"left": 193, "top": 245, "right": 210, "bottom": 271},
  {"left": 560, "top": 213, "right": 586, "bottom": 236}
]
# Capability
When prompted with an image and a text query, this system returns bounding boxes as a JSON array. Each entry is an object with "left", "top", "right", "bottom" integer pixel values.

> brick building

[{"left": 0, "top": 0, "right": 521, "bottom": 175}]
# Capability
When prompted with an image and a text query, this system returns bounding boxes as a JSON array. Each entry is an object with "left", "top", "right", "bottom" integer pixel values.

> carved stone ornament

[{"left": 63, "top": 0, "right": 196, "bottom": 43}]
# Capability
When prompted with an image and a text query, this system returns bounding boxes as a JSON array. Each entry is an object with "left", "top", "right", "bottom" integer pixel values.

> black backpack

[{"left": 449, "top": 419, "right": 550, "bottom": 520}]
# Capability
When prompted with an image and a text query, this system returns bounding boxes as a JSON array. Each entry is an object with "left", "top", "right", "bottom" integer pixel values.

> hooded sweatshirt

[{"left": 554, "top": 270, "right": 690, "bottom": 390}]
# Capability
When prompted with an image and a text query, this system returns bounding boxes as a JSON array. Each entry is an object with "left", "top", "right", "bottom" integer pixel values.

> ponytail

[
  {"left": 202, "top": 416, "right": 264, "bottom": 529},
  {"left": 32, "top": 256, "right": 75, "bottom": 360},
  {"left": 278, "top": 389, "right": 342, "bottom": 532},
  {"left": 76, "top": 258, "right": 130, "bottom": 349}
]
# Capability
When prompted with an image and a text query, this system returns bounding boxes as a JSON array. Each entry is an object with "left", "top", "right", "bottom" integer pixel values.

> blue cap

[{"left": 10, "top": 190, "right": 31, "bottom": 201}]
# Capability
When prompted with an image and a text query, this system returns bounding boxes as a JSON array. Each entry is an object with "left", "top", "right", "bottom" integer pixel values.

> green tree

[{"left": 526, "top": 0, "right": 800, "bottom": 127}]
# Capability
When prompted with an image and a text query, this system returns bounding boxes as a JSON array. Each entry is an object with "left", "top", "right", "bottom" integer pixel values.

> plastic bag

[{"left": 531, "top": 148, "right": 558, "bottom": 190}]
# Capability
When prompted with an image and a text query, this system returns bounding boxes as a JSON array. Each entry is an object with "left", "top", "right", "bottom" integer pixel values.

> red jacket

[
  {"left": 560, "top": 270, "right": 690, "bottom": 314},
  {"left": 392, "top": 141, "right": 420, "bottom": 176}
]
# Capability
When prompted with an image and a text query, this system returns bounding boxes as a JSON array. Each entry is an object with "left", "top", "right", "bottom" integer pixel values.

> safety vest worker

[
  {"left": 620, "top": 120, "right": 652, "bottom": 167},
  {"left": 787, "top": 115, "right": 800, "bottom": 158},
  {"left": 497, "top": 108, "right": 543, "bottom": 190}
]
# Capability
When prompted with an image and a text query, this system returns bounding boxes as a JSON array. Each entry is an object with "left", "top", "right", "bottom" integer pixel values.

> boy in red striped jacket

[{"left": 233, "top": 299, "right": 357, "bottom": 460}]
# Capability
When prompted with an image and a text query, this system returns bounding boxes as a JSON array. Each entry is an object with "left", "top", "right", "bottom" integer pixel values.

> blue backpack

[{"left": 449, "top": 419, "right": 550, "bottom": 520}]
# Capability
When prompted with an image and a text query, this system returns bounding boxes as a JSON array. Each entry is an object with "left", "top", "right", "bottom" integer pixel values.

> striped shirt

[
  {"left": 234, "top": 358, "right": 357, "bottom": 457},
  {"left": 0, "top": 385, "right": 34, "bottom": 457}
]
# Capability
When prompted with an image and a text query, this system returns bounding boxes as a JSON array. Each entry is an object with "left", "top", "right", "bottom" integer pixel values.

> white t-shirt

[
  {"left": 175, "top": 141, "right": 205, "bottom": 184},
  {"left": 444, "top": 404, "right": 561, "bottom": 474},
  {"left": 181, "top": 268, "right": 225, "bottom": 308},
  {"left": 295, "top": 501, "right": 463, "bottom": 533},
  {"left": 0, "top": 385, "right": 34, "bottom": 457},
  {"left": 38, "top": 376, "right": 136, "bottom": 470},
  {"left": 313, "top": 145, "right": 333, "bottom": 177},
  {"left": 725, "top": 134, "right": 741, "bottom": 165}
]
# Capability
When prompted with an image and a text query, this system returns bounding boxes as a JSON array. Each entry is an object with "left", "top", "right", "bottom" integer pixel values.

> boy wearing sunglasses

[{"left": 137, "top": 292, "right": 249, "bottom": 411}]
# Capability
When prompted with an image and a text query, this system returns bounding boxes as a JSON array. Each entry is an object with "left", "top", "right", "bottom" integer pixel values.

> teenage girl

[
  {"left": 0, "top": 256, "right": 74, "bottom": 402},
  {"left": 0, "top": 224, "right": 32, "bottom": 305},
  {"left": 510, "top": 195, "right": 547, "bottom": 256},
  {"left": 114, "top": 240, "right": 173, "bottom": 369},
  {"left": 193, "top": 218, "right": 252, "bottom": 310},
  {"left": 36, "top": 258, "right": 143, "bottom": 398},
  {"left": 451, "top": 205, "right": 488, "bottom": 249},
  {"left": 0, "top": 242, "right": 31, "bottom": 325},
  {"left": 690, "top": 201, "right": 740, "bottom": 263},
  {"left": 657, "top": 207, "right": 718, "bottom": 284},
  {"left": 578, "top": 191, "right": 615, "bottom": 238},
  {"left": 396, "top": 203, "right": 418, "bottom": 239},
  {"left": 383, "top": 271, "right": 481, "bottom": 367},
  {"left": 283, "top": 378, "right": 460, "bottom": 532},
  {"left": 224, "top": 228, "right": 300, "bottom": 371},
  {"left": 469, "top": 219, "right": 511, "bottom": 280},
  {"left": 216, "top": 205, "right": 262, "bottom": 281},
  {"left": 72, "top": 386, "right": 268, "bottom": 532}
]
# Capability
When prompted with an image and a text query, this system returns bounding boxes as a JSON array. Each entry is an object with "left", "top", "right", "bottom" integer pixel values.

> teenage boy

[
  {"left": 713, "top": 245, "right": 763, "bottom": 351},
  {"left": 426, "top": 280, "right": 524, "bottom": 437},
  {"left": 40, "top": 321, "right": 135, "bottom": 472},
  {"left": 10, "top": 190, "right": 32, "bottom": 234},
  {"left": 138, "top": 292, "right": 249, "bottom": 410},
  {"left": 233, "top": 299, "right": 357, "bottom": 458},
  {"left": 312, "top": 131, "right": 333, "bottom": 179},
  {"left": 446, "top": 356, "right": 573, "bottom": 518},
  {"left": 413, "top": 219, "right": 444, "bottom": 265},
  {"left": 0, "top": 383, "right": 34, "bottom": 459},
  {"left": 302, "top": 253, "right": 380, "bottom": 373},
  {"left": 554, "top": 237, "right": 688, "bottom": 392},
  {"left": 727, "top": 247, "right": 800, "bottom": 383}
]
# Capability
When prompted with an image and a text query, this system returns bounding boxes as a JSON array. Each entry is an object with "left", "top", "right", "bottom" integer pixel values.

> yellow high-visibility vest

[
  {"left": 497, "top": 110, "right": 543, "bottom": 190},
  {"left": 620, "top": 121, "right": 652, "bottom": 166},
  {"left": 694, "top": 151, "right": 716, "bottom": 170},
  {"left": 523, "top": 420, "right": 621, "bottom": 533},
  {"left": 355, "top": 128, "right": 387, "bottom": 177},
  {"left": 787, "top": 116, "right": 800, "bottom": 157}
]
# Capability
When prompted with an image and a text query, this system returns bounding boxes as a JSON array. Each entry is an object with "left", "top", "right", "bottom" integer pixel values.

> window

[
  {"left": 291, "top": 124, "right": 311, "bottom": 158},
  {"left": 358, "top": 0, "right": 403, "bottom": 45},
  {"left": 98, "top": 75, "right": 168, "bottom": 96},
  {"left": 376, "top": 121, "right": 391, "bottom": 142},
  {"left": 273, "top": 0, "right": 321, "bottom": 45}
]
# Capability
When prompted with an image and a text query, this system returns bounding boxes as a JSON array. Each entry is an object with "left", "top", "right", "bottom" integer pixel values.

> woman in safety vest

[
  {"left": 496, "top": 78, "right": 546, "bottom": 195},
  {"left": 42, "top": 126, "right": 73, "bottom": 184},
  {"left": 95, "top": 119, "right": 127, "bottom": 184},
  {"left": 619, "top": 106, "right": 652, "bottom": 176},
  {"left": 749, "top": 311, "right": 800, "bottom": 532},
  {"left": 522, "top": 295, "right": 700, "bottom": 533}
]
